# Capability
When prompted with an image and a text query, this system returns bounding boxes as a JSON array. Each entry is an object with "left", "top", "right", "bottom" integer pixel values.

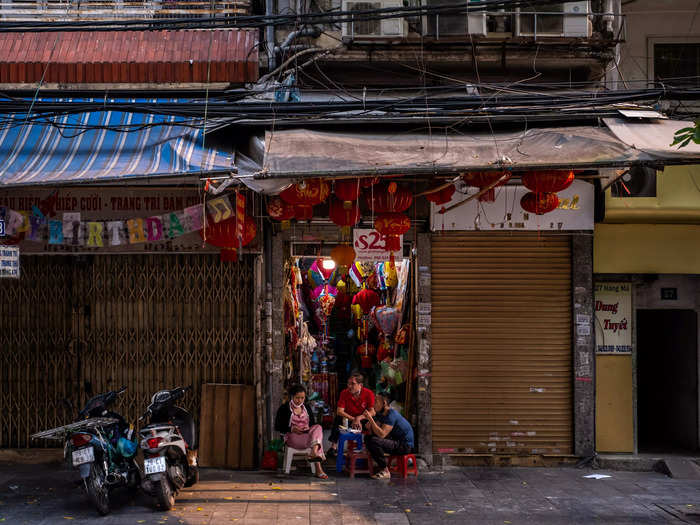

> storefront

[{"left": 427, "top": 179, "right": 595, "bottom": 461}]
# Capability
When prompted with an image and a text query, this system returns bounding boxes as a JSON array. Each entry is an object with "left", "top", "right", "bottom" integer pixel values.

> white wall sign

[
  {"left": 0, "top": 245, "right": 20, "bottom": 279},
  {"left": 431, "top": 179, "right": 594, "bottom": 231},
  {"left": 594, "top": 282, "right": 632, "bottom": 354},
  {"left": 353, "top": 229, "right": 402, "bottom": 262}
]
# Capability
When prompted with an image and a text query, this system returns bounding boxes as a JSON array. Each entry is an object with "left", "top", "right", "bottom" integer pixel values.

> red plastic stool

[
  {"left": 388, "top": 454, "right": 418, "bottom": 479},
  {"left": 345, "top": 442, "right": 373, "bottom": 478}
]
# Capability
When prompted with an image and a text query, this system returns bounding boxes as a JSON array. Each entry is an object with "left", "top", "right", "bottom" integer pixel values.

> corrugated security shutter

[{"left": 431, "top": 233, "right": 572, "bottom": 455}]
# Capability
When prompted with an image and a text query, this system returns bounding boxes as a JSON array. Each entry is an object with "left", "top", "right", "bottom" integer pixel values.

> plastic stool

[
  {"left": 388, "top": 454, "right": 418, "bottom": 479},
  {"left": 283, "top": 446, "right": 318, "bottom": 475},
  {"left": 345, "top": 441, "right": 372, "bottom": 478},
  {"left": 336, "top": 431, "right": 363, "bottom": 472}
]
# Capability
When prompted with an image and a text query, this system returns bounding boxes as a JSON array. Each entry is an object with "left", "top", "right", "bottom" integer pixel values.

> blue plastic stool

[{"left": 336, "top": 431, "right": 363, "bottom": 472}]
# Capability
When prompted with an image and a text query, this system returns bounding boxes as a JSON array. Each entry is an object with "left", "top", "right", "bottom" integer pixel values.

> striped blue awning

[{"left": 0, "top": 111, "right": 235, "bottom": 186}]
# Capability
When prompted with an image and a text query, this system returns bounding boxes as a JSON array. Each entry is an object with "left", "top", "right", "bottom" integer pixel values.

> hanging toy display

[
  {"left": 357, "top": 342, "right": 377, "bottom": 369},
  {"left": 352, "top": 286, "right": 380, "bottom": 344},
  {"left": 371, "top": 305, "right": 401, "bottom": 361}
]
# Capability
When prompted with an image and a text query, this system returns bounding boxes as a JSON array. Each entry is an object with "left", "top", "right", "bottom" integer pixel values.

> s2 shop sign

[{"left": 353, "top": 229, "right": 402, "bottom": 262}]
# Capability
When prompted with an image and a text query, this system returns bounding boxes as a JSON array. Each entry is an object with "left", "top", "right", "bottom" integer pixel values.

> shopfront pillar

[
  {"left": 573, "top": 235, "right": 595, "bottom": 457},
  {"left": 416, "top": 232, "right": 433, "bottom": 465}
]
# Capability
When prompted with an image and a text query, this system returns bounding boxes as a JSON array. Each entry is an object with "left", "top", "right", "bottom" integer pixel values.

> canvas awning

[
  {"left": 0, "top": 111, "right": 241, "bottom": 186},
  {"left": 250, "top": 119, "right": 700, "bottom": 193}
]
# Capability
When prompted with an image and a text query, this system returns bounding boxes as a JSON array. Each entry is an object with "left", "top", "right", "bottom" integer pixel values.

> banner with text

[
  {"left": 431, "top": 179, "right": 594, "bottom": 231},
  {"left": 594, "top": 282, "right": 632, "bottom": 354},
  {"left": 0, "top": 187, "right": 242, "bottom": 254}
]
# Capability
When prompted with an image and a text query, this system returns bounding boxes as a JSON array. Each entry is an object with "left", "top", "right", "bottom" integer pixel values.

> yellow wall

[
  {"left": 594, "top": 224, "right": 700, "bottom": 274},
  {"left": 596, "top": 356, "right": 635, "bottom": 453}
]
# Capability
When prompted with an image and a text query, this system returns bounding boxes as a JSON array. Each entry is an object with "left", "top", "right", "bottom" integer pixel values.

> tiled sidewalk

[{"left": 0, "top": 463, "right": 699, "bottom": 524}]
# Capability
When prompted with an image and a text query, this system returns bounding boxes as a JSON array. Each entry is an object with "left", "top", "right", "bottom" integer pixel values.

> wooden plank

[
  {"left": 225, "top": 385, "right": 242, "bottom": 469},
  {"left": 240, "top": 385, "right": 255, "bottom": 469},
  {"left": 211, "top": 385, "right": 229, "bottom": 467},
  {"left": 198, "top": 384, "right": 215, "bottom": 467}
]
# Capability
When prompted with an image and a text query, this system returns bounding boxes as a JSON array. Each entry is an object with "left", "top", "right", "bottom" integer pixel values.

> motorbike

[
  {"left": 139, "top": 386, "right": 199, "bottom": 510},
  {"left": 31, "top": 386, "right": 141, "bottom": 516}
]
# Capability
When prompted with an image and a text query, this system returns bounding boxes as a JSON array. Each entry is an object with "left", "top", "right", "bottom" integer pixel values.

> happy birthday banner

[{"left": 0, "top": 187, "right": 240, "bottom": 254}]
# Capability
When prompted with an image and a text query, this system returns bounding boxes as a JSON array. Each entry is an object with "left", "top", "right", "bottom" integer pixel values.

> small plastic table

[{"left": 336, "top": 430, "right": 363, "bottom": 472}]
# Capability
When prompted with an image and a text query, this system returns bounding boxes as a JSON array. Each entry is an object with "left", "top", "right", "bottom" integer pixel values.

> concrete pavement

[{"left": 0, "top": 462, "right": 699, "bottom": 524}]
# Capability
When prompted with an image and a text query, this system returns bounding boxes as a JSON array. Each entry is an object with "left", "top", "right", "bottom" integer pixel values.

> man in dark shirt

[{"left": 363, "top": 391, "right": 414, "bottom": 480}]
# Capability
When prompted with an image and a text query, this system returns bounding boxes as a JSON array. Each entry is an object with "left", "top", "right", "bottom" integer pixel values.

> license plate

[
  {"left": 144, "top": 456, "right": 167, "bottom": 475},
  {"left": 72, "top": 447, "right": 94, "bottom": 466}
]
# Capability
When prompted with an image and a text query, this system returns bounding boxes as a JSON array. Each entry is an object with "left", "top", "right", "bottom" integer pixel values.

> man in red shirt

[{"left": 326, "top": 372, "right": 375, "bottom": 457}]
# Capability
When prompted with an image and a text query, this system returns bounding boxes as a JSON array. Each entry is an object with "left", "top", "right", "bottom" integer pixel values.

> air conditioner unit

[
  {"left": 423, "top": 0, "right": 487, "bottom": 37},
  {"left": 341, "top": 0, "right": 407, "bottom": 40},
  {"left": 515, "top": 1, "right": 591, "bottom": 38}
]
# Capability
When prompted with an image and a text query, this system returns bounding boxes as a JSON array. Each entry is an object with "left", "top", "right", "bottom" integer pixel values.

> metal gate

[
  {"left": 431, "top": 233, "right": 573, "bottom": 456},
  {"left": 0, "top": 254, "right": 256, "bottom": 448}
]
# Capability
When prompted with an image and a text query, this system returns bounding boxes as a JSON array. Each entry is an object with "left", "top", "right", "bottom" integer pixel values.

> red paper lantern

[
  {"left": 352, "top": 287, "right": 380, "bottom": 315},
  {"left": 329, "top": 197, "right": 361, "bottom": 236},
  {"left": 462, "top": 171, "right": 511, "bottom": 202},
  {"left": 294, "top": 205, "right": 314, "bottom": 222},
  {"left": 520, "top": 192, "right": 559, "bottom": 215},
  {"left": 360, "top": 177, "right": 380, "bottom": 188},
  {"left": 267, "top": 197, "right": 295, "bottom": 229},
  {"left": 280, "top": 179, "right": 330, "bottom": 206},
  {"left": 374, "top": 212, "right": 411, "bottom": 253},
  {"left": 335, "top": 180, "right": 361, "bottom": 208},
  {"left": 521, "top": 170, "right": 575, "bottom": 193},
  {"left": 424, "top": 184, "right": 456, "bottom": 206},
  {"left": 267, "top": 197, "right": 295, "bottom": 221},
  {"left": 364, "top": 183, "right": 413, "bottom": 213},
  {"left": 201, "top": 215, "right": 257, "bottom": 262}
]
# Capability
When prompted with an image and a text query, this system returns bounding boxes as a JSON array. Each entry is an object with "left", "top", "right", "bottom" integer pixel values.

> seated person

[
  {"left": 363, "top": 391, "right": 414, "bottom": 480},
  {"left": 326, "top": 372, "right": 375, "bottom": 457},
  {"left": 274, "top": 384, "right": 328, "bottom": 479}
]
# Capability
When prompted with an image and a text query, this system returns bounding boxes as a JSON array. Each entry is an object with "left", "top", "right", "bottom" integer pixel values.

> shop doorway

[{"left": 637, "top": 309, "right": 699, "bottom": 452}]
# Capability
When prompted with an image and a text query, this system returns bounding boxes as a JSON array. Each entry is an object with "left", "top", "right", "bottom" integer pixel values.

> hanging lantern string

[{"left": 440, "top": 173, "right": 510, "bottom": 214}]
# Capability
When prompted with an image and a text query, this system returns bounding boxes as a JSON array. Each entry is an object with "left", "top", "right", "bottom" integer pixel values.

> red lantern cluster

[
  {"left": 520, "top": 170, "right": 575, "bottom": 215},
  {"left": 280, "top": 179, "right": 330, "bottom": 221},
  {"left": 201, "top": 215, "right": 257, "bottom": 262},
  {"left": 462, "top": 171, "right": 511, "bottom": 202},
  {"left": 335, "top": 180, "right": 361, "bottom": 209},
  {"left": 365, "top": 183, "right": 413, "bottom": 255}
]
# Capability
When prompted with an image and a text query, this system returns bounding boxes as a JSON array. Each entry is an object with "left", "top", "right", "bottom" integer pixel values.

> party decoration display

[
  {"left": 328, "top": 197, "right": 361, "bottom": 237},
  {"left": 280, "top": 179, "right": 330, "bottom": 220},
  {"left": 372, "top": 305, "right": 400, "bottom": 340},
  {"left": 267, "top": 196, "right": 295, "bottom": 229},
  {"left": 201, "top": 214, "right": 257, "bottom": 261},
  {"left": 374, "top": 212, "right": 411, "bottom": 253},
  {"left": 331, "top": 244, "right": 356, "bottom": 268},
  {"left": 424, "top": 184, "right": 456, "bottom": 206},
  {"left": 462, "top": 171, "right": 511, "bottom": 202},
  {"left": 520, "top": 192, "right": 559, "bottom": 215},
  {"left": 352, "top": 287, "right": 380, "bottom": 315},
  {"left": 521, "top": 170, "right": 575, "bottom": 193}
]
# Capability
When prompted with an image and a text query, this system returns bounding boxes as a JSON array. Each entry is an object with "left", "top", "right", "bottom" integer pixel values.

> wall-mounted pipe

[{"left": 274, "top": 26, "right": 322, "bottom": 55}]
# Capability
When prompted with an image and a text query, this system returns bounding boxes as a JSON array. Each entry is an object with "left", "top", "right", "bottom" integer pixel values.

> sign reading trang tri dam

[
  {"left": 594, "top": 282, "right": 632, "bottom": 354},
  {"left": 0, "top": 187, "right": 219, "bottom": 254}
]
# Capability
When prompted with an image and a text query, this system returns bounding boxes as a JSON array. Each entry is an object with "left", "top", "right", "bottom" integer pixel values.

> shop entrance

[
  {"left": 637, "top": 309, "right": 698, "bottom": 452},
  {"left": 281, "top": 253, "right": 414, "bottom": 430}
]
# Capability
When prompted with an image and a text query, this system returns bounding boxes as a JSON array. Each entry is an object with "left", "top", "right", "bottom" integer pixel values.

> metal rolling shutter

[{"left": 431, "top": 233, "right": 572, "bottom": 455}]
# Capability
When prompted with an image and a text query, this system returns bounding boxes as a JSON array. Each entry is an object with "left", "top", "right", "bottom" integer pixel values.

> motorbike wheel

[
  {"left": 155, "top": 478, "right": 175, "bottom": 511},
  {"left": 85, "top": 462, "right": 110, "bottom": 516},
  {"left": 184, "top": 466, "right": 199, "bottom": 487}
]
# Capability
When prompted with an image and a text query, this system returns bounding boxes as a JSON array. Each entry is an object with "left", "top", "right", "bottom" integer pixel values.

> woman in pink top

[{"left": 274, "top": 385, "right": 327, "bottom": 479}]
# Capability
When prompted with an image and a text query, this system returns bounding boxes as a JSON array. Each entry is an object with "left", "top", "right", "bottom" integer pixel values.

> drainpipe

[
  {"left": 603, "top": 0, "right": 616, "bottom": 35},
  {"left": 265, "top": 0, "right": 276, "bottom": 70}
]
